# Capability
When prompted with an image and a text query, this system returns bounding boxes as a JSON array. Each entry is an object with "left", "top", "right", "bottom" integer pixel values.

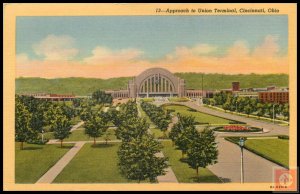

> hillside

[{"left": 16, "top": 73, "right": 288, "bottom": 96}]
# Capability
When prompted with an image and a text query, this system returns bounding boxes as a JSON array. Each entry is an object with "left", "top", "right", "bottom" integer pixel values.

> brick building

[{"left": 258, "top": 90, "right": 289, "bottom": 103}]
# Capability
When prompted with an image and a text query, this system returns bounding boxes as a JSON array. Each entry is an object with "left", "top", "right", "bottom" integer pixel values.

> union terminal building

[{"left": 105, "top": 67, "right": 213, "bottom": 99}]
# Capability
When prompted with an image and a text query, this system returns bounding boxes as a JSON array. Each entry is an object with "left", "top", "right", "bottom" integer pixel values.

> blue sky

[{"left": 16, "top": 15, "right": 288, "bottom": 60}]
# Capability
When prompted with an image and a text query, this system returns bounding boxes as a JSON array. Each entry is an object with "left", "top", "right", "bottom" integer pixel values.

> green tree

[
  {"left": 85, "top": 112, "right": 109, "bottom": 145},
  {"left": 118, "top": 134, "right": 168, "bottom": 183},
  {"left": 53, "top": 115, "right": 72, "bottom": 148},
  {"left": 115, "top": 117, "right": 149, "bottom": 142},
  {"left": 244, "top": 104, "right": 253, "bottom": 117},
  {"left": 187, "top": 127, "right": 218, "bottom": 176},
  {"left": 256, "top": 103, "right": 266, "bottom": 119},
  {"left": 92, "top": 90, "right": 113, "bottom": 105},
  {"left": 15, "top": 98, "right": 37, "bottom": 150},
  {"left": 282, "top": 103, "right": 289, "bottom": 120},
  {"left": 30, "top": 104, "right": 45, "bottom": 133}
]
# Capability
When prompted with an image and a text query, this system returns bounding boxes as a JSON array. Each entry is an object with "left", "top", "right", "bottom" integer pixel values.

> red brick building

[{"left": 258, "top": 91, "right": 289, "bottom": 103}]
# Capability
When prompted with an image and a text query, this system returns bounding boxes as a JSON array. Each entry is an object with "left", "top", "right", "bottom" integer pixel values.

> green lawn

[
  {"left": 15, "top": 142, "right": 73, "bottom": 183},
  {"left": 140, "top": 98, "right": 154, "bottom": 102},
  {"left": 70, "top": 116, "right": 82, "bottom": 125},
  {"left": 64, "top": 127, "right": 117, "bottom": 142},
  {"left": 53, "top": 143, "right": 148, "bottom": 183},
  {"left": 245, "top": 138, "right": 289, "bottom": 167},
  {"left": 225, "top": 137, "right": 289, "bottom": 168},
  {"left": 163, "top": 104, "right": 233, "bottom": 125},
  {"left": 150, "top": 128, "right": 167, "bottom": 139},
  {"left": 162, "top": 141, "right": 222, "bottom": 183}
]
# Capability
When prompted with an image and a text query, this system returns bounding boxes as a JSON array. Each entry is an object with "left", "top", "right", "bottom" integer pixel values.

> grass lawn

[
  {"left": 163, "top": 104, "right": 232, "bottom": 125},
  {"left": 15, "top": 142, "right": 73, "bottom": 183},
  {"left": 64, "top": 127, "right": 117, "bottom": 142},
  {"left": 150, "top": 128, "right": 168, "bottom": 139},
  {"left": 162, "top": 141, "right": 222, "bottom": 183},
  {"left": 70, "top": 116, "right": 81, "bottom": 125},
  {"left": 140, "top": 98, "right": 154, "bottom": 102},
  {"left": 53, "top": 143, "right": 148, "bottom": 183},
  {"left": 225, "top": 137, "right": 289, "bottom": 168}
]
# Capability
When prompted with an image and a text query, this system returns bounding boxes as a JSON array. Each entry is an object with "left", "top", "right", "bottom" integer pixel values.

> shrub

[
  {"left": 187, "top": 108, "right": 197, "bottom": 112},
  {"left": 278, "top": 135, "right": 289, "bottom": 140}
]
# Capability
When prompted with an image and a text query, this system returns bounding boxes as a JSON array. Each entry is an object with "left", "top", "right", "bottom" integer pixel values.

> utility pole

[
  {"left": 202, "top": 73, "right": 204, "bottom": 98},
  {"left": 273, "top": 103, "right": 275, "bottom": 124}
]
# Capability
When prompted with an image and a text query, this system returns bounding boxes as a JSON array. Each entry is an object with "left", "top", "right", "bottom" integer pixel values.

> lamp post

[
  {"left": 41, "top": 130, "right": 44, "bottom": 143},
  {"left": 273, "top": 104, "right": 275, "bottom": 124},
  {"left": 236, "top": 101, "right": 238, "bottom": 113},
  {"left": 239, "top": 137, "right": 245, "bottom": 183}
]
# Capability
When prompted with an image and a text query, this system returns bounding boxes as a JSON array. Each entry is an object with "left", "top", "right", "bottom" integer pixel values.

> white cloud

[
  {"left": 252, "top": 35, "right": 280, "bottom": 58},
  {"left": 83, "top": 46, "right": 144, "bottom": 65},
  {"left": 32, "top": 34, "right": 78, "bottom": 60},
  {"left": 191, "top": 44, "right": 217, "bottom": 54},
  {"left": 16, "top": 53, "right": 30, "bottom": 65}
]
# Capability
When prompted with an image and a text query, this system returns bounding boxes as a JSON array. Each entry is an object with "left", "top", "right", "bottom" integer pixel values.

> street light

[
  {"left": 273, "top": 104, "right": 275, "bottom": 124},
  {"left": 239, "top": 137, "right": 246, "bottom": 183},
  {"left": 41, "top": 130, "right": 44, "bottom": 143}
]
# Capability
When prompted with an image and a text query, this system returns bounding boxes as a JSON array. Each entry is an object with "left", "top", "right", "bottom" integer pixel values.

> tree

[
  {"left": 30, "top": 104, "right": 45, "bottom": 133},
  {"left": 157, "top": 119, "right": 169, "bottom": 138},
  {"left": 15, "top": 98, "right": 37, "bottom": 150},
  {"left": 222, "top": 101, "right": 231, "bottom": 113},
  {"left": 115, "top": 117, "right": 149, "bottom": 142},
  {"left": 53, "top": 115, "right": 72, "bottom": 148},
  {"left": 256, "top": 103, "right": 266, "bottom": 119},
  {"left": 176, "top": 125, "right": 198, "bottom": 158},
  {"left": 118, "top": 134, "right": 168, "bottom": 183},
  {"left": 85, "top": 112, "right": 109, "bottom": 145},
  {"left": 92, "top": 90, "right": 113, "bottom": 105},
  {"left": 282, "top": 103, "right": 289, "bottom": 120},
  {"left": 244, "top": 104, "right": 253, "bottom": 117},
  {"left": 187, "top": 127, "right": 218, "bottom": 176}
]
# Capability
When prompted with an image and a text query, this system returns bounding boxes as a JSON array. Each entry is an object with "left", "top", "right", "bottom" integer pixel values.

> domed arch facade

[{"left": 128, "top": 67, "right": 186, "bottom": 98}]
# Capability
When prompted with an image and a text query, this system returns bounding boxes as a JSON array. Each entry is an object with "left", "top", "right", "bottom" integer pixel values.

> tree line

[
  {"left": 140, "top": 102, "right": 171, "bottom": 137},
  {"left": 169, "top": 114, "right": 218, "bottom": 176},
  {"left": 113, "top": 100, "right": 168, "bottom": 183},
  {"left": 203, "top": 92, "right": 289, "bottom": 120}
]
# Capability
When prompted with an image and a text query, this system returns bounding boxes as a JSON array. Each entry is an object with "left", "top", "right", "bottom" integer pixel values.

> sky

[{"left": 16, "top": 16, "right": 288, "bottom": 78}]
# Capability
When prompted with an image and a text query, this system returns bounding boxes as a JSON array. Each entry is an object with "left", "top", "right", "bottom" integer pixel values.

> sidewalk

[{"left": 36, "top": 141, "right": 86, "bottom": 184}]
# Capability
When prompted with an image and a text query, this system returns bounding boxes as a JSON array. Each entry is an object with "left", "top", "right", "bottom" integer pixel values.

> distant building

[
  {"left": 21, "top": 93, "right": 76, "bottom": 101},
  {"left": 232, "top": 82, "right": 240, "bottom": 91},
  {"left": 186, "top": 89, "right": 215, "bottom": 98},
  {"left": 258, "top": 90, "right": 289, "bottom": 103}
]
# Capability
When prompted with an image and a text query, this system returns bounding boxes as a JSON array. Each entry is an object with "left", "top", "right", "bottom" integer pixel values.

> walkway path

[
  {"left": 36, "top": 141, "right": 86, "bottom": 184},
  {"left": 156, "top": 152, "right": 178, "bottom": 183},
  {"left": 70, "top": 121, "right": 84, "bottom": 132},
  {"left": 207, "top": 138, "right": 286, "bottom": 183}
]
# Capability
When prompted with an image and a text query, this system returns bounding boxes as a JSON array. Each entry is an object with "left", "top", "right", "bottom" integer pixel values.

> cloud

[
  {"left": 252, "top": 35, "right": 280, "bottom": 58},
  {"left": 167, "top": 43, "right": 217, "bottom": 60},
  {"left": 83, "top": 46, "right": 144, "bottom": 65},
  {"left": 226, "top": 40, "right": 250, "bottom": 57},
  {"left": 16, "top": 35, "right": 288, "bottom": 78},
  {"left": 32, "top": 35, "right": 79, "bottom": 60},
  {"left": 192, "top": 44, "right": 217, "bottom": 54}
]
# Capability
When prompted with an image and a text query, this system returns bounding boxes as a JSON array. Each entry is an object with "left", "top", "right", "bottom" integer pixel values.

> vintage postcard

[{"left": 3, "top": 3, "right": 298, "bottom": 191}]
